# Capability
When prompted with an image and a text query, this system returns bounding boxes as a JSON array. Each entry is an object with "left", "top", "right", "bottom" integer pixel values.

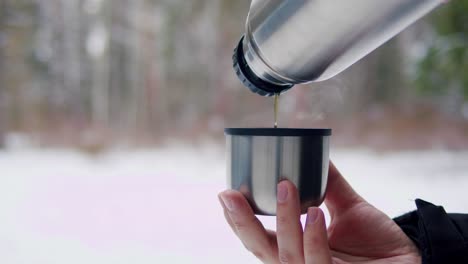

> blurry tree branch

[{"left": 414, "top": 1, "right": 468, "bottom": 116}]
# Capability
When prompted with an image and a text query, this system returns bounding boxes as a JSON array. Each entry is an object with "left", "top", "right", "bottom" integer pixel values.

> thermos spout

[{"left": 233, "top": 0, "right": 442, "bottom": 96}]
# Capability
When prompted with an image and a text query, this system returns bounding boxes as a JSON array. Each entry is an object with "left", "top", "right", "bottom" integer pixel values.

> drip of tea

[{"left": 274, "top": 94, "right": 279, "bottom": 128}]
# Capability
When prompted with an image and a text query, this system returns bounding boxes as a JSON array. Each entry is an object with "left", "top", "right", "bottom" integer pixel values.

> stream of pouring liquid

[{"left": 274, "top": 94, "right": 279, "bottom": 128}]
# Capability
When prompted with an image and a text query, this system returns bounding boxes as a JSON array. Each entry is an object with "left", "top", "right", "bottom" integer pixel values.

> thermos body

[{"left": 235, "top": 0, "right": 442, "bottom": 96}]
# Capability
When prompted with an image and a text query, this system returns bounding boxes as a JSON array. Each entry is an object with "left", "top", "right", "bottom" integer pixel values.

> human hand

[{"left": 218, "top": 162, "right": 421, "bottom": 263}]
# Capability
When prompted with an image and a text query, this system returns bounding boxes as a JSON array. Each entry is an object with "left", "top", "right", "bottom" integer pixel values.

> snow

[{"left": 0, "top": 145, "right": 468, "bottom": 264}]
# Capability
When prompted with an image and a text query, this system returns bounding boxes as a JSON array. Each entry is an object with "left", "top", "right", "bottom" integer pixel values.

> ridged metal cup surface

[{"left": 225, "top": 128, "right": 331, "bottom": 216}]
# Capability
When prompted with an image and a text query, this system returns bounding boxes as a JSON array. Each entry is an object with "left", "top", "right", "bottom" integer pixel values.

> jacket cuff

[{"left": 394, "top": 199, "right": 468, "bottom": 264}]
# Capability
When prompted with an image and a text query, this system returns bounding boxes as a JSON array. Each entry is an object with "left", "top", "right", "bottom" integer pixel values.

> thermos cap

[{"left": 232, "top": 36, "right": 293, "bottom": 97}]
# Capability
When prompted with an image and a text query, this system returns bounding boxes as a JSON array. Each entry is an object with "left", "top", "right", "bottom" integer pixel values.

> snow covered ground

[{"left": 0, "top": 144, "right": 467, "bottom": 264}]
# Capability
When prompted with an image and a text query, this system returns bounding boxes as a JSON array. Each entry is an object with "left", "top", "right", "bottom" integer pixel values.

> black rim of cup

[{"left": 224, "top": 128, "right": 332, "bottom": 137}]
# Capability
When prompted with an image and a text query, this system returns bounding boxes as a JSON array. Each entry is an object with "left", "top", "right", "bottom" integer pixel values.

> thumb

[
  {"left": 303, "top": 207, "right": 332, "bottom": 264},
  {"left": 324, "top": 162, "right": 364, "bottom": 216}
]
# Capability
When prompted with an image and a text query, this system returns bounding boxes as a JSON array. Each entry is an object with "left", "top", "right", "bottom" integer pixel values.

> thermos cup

[{"left": 225, "top": 128, "right": 331, "bottom": 215}]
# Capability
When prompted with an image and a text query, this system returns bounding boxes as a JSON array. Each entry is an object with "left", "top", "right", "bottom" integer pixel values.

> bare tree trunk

[
  {"left": 91, "top": 48, "right": 110, "bottom": 127},
  {"left": 0, "top": 0, "right": 7, "bottom": 147},
  {"left": 108, "top": 0, "right": 129, "bottom": 137},
  {"left": 152, "top": 3, "right": 170, "bottom": 135},
  {"left": 126, "top": 0, "right": 144, "bottom": 134},
  {"left": 89, "top": 8, "right": 110, "bottom": 127},
  {"left": 42, "top": 0, "right": 64, "bottom": 117},
  {"left": 61, "top": 0, "right": 82, "bottom": 118}
]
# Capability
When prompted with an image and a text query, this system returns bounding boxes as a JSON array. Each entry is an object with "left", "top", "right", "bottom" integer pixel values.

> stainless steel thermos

[{"left": 233, "top": 0, "right": 442, "bottom": 96}]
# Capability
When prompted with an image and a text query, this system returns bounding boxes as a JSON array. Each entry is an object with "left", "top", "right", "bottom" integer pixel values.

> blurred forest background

[{"left": 0, "top": 0, "right": 467, "bottom": 151}]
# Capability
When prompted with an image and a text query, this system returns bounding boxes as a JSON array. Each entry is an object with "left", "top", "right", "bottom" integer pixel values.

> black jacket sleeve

[{"left": 394, "top": 199, "right": 468, "bottom": 264}]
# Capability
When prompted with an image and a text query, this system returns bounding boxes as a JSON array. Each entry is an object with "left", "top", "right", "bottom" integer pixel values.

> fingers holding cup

[{"left": 218, "top": 190, "right": 277, "bottom": 263}]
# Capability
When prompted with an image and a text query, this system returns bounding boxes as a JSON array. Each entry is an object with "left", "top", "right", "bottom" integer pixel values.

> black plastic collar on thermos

[{"left": 232, "top": 36, "right": 294, "bottom": 97}]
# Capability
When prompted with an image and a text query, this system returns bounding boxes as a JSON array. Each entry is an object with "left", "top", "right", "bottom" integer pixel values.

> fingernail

[
  {"left": 277, "top": 182, "right": 288, "bottom": 203},
  {"left": 307, "top": 207, "right": 319, "bottom": 225},
  {"left": 219, "top": 194, "right": 235, "bottom": 212}
]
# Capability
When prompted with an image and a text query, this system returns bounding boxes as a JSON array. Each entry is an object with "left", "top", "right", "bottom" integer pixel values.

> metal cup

[{"left": 225, "top": 128, "right": 331, "bottom": 216}]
